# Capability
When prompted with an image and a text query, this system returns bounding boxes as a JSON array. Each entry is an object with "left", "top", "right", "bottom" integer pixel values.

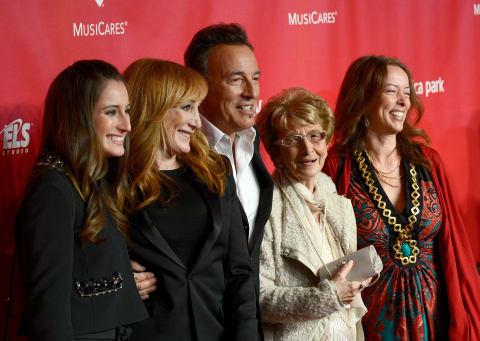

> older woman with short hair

[{"left": 256, "top": 87, "right": 369, "bottom": 341}]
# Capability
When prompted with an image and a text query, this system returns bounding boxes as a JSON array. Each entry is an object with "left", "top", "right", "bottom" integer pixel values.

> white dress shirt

[{"left": 200, "top": 115, "right": 260, "bottom": 243}]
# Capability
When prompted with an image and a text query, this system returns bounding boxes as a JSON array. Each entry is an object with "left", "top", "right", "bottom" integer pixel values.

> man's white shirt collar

[
  {"left": 200, "top": 114, "right": 256, "bottom": 154},
  {"left": 200, "top": 114, "right": 260, "bottom": 242}
]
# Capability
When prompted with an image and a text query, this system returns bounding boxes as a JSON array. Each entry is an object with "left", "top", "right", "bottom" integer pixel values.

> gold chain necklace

[
  {"left": 376, "top": 174, "right": 401, "bottom": 188},
  {"left": 354, "top": 149, "right": 421, "bottom": 265},
  {"left": 364, "top": 149, "right": 403, "bottom": 180},
  {"left": 365, "top": 149, "right": 401, "bottom": 174}
]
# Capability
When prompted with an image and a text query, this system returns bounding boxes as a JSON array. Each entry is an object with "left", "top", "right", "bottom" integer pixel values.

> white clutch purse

[{"left": 318, "top": 245, "right": 383, "bottom": 281}]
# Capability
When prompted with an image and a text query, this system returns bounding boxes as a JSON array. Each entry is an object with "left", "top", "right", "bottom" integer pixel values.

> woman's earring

[{"left": 365, "top": 117, "right": 370, "bottom": 127}]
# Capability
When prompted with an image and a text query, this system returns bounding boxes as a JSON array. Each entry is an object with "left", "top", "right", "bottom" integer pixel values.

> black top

[
  {"left": 149, "top": 167, "right": 211, "bottom": 270},
  {"left": 128, "top": 164, "right": 258, "bottom": 341},
  {"left": 15, "top": 168, "right": 148, "bottom": 341}
]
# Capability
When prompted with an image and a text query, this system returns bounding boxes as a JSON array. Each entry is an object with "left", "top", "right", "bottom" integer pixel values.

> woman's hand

[
  {"left": 131, "top": 260, "right": 157, "bottom": 300},
  {"left": 332, "top": 260, "right": 370, "bottom": 304}
]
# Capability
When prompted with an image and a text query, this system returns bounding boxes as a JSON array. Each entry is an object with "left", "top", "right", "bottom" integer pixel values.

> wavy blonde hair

[
  {"left": 256, "top": 87, "right": 334, "bottom": 167},
  {"left": 123, "top": 58, "right": 229, "bottom": 211}
]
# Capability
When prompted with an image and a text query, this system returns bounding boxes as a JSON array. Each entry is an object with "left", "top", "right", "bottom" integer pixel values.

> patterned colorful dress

[{"left": 348, "top": 153, "right": 450, "bottom": 340}]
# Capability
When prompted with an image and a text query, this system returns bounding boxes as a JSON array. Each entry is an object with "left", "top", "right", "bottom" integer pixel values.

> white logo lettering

[
  {"left": 256, "top": 100, "right": 263, "bottom": 114},
  {"left": 73, "top": 22, "right": 83, "bottom": 36},
  {"left": 73, "top": 21, "right": 127, "bottom": 37},
  {"left": 1, "top": 118, "right": 32, "bottom": 156},
  {"left": 414, "top": 77, "right": 445, "bottom": 97},
  {"left": 414, "top": 82, "right": 423, "bottom": 96},
  {"left": 288, "top": 11, "right": 337, "bottom": 26},
  {"left": 95, "top": 0, "right": 104, "bottom": 7},
  {"left": 474, "top": 3, "right": 480, "bottom": 15}
]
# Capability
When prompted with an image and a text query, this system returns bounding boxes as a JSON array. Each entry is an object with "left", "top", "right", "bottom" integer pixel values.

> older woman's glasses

[{"left": 274, "top": 130, "right": 326, "bottom": 147}]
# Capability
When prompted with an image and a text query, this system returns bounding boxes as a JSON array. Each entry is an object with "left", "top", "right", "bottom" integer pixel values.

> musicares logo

[
  {"left": 74, "top": 0, "right": 128, "bottom": 37},
  {"left": 288, "top": 11, "right": 337, "bottom": 25}
]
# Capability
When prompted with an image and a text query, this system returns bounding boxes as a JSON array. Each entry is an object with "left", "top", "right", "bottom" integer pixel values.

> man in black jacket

[{"left": 184, "top": 23, "right": 274, "bottom": 340}]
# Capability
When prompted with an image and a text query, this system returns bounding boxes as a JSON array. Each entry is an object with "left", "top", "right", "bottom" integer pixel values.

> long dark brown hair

[
  {"left": 333, "top": 55, "right": 431, "bottom": 169},
  {"left": 36, "top": 59, "right": 130, "bottom": 245}
]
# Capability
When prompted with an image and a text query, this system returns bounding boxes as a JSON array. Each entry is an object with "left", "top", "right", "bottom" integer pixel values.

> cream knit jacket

[{"left": 259, "top": 170, "right": 365, "bottom": 341}]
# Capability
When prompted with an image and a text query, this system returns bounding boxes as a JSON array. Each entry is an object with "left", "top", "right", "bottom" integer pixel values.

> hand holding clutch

[{"left": 318, "top": 245, "right": 383, "bottom": 282}]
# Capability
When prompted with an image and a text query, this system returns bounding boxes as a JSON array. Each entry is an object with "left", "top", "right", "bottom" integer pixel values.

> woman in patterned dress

[{"left": 323, "top": 55, "right": 480, "bottom": 340}]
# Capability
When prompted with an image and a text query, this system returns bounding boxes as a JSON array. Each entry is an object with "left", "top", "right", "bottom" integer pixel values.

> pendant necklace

[{"left": 354, "top": 148, "right": 420, "bottom": 265}]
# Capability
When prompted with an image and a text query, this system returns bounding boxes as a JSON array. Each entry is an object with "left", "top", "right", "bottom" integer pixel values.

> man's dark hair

[{"left": 184, "top": 23, "right": 253, "bottom": 78}]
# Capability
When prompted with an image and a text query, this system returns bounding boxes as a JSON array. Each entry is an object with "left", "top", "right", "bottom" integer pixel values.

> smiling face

[
  {"left": 164, "top": 100, "right": 202, "bottom": 156},
  {"left": 93, "top": 80, "right": 131, "bottom": 158},
  {"left": 278, "top": 123, "right": 327, "bottom": 191},
  {"left": 368, "top": 65, "right": 411, "bottom": 136},
  {"left": 200, "top": 44, "right": 260, "bottom": 139}
]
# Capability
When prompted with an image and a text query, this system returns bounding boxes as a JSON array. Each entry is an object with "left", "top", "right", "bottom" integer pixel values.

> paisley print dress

[{"left": 348, "top": 157, "right": 450, "bottom": 341}]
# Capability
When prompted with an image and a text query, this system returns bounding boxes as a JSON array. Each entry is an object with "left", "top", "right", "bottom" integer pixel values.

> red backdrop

[{"left": 1, "top": 1, "right": 479, "bottom": 339}]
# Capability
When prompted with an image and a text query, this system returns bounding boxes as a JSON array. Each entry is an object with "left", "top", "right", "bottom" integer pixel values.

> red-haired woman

[{"left": 123, "top": 59, "right": 258, "bottom": 341}]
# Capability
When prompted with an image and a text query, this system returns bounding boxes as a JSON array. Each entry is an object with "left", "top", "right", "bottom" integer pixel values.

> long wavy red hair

[{"left": 123, "top": 58, "right": 229, "bottom": 211}]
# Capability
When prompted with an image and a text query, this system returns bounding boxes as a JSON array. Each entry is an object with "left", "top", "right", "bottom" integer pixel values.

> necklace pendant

[
  {"left": 393, "top": 238, "right": 420, "bottom": 265},
  {"left": 401, "top": 243, "right": 412, "bottom": 257},
  {"left": 355, "top": 148, "right": 422, "bottom": 266}
]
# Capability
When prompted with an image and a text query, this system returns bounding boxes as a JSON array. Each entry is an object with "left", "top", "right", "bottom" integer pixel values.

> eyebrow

[
  {"left": 286, "top": 128, "right": 323, "bottom": 134},
  {"left": 178, "top": 100, "right": 195, "bottom": 105},
  {"left": 100, "top": 104, "right": 126, "bottom": 110},
  {"left": 228, "top": 70, "right": 261, "bottom": 77},
  {"left": 385, "top": 83, "right": 410, "bottom": 88}
]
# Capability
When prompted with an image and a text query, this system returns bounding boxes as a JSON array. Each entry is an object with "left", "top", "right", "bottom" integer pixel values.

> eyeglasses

[{"left": 274, "top": 130, "right": 326, "bottom": 147}]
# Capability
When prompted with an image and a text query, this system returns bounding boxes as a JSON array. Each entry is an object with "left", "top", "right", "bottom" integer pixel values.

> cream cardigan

[{"left": 259, "top": 171, "right": 365, "bottom": 341}]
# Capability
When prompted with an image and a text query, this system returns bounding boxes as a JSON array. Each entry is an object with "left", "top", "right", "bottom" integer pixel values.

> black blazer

[
  {"left": 244, "top": 131, "right": 274, "bottom": 284},
  {"left": 15, "top": 169, "right": 148, "bottom": 341},
  {"left": 237, "top": 131, "right": 274, "bottom": 341},
  {"left": 127, "top": 169, "right": 258, "bottom": 341}
]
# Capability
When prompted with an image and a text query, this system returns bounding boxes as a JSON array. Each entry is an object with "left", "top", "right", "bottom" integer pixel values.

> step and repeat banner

[{"left": 1, "top": 1, "right": 479, "bottom": 338}]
